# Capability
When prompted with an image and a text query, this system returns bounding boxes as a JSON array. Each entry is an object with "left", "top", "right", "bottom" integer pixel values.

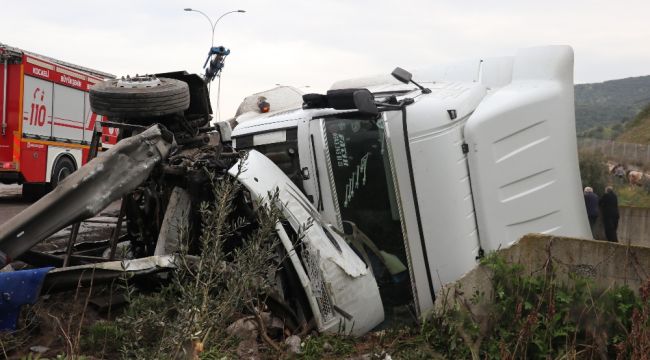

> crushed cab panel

[{"left": 230, "top": 150, "right": 384, "bottom": 336}]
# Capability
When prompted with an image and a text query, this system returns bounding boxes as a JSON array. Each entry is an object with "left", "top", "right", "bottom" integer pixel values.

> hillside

[
  {"left": 575, "top": 75, "right": 650, "bottom": 133},
  {"left": 616, "top": 103, "right": 650, "bottom": 144}
]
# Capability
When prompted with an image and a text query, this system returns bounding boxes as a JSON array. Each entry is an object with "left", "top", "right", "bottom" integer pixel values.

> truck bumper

[{"left": 0, "top": 171, "right": 23, "bottom": 184}]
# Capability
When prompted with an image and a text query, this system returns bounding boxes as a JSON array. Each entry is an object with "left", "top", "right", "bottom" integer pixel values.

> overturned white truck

[
  {"left": 0, "top": 46, "right": 592, "bottom": 338},
  {"left": 228, "top": 46, "right": 592, "bottom": 331}
]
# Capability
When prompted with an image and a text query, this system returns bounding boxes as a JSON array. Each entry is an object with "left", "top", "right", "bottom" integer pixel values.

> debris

[
  {"left": 0, "top": 264, "right": 13, "bottom": 272},
  {"left": 260, "top": 312, "right": 284, "bottom": 338},
  {"left": 181, "top": 339, "right": 204, "bottom": 360},
  {"left": 322, "top": 341, "right": 334, "bottom": 352},
  {"left": 0, "top": 267, "right": 52, "bottom": 330},
  {"left": 236, "top": 338, "right": 260, "bottom": 360},
  {"left": 227, "top": 317, "right": 259, "bottom": 340},
  {"left": 88, "top": 293, "right": 129, "bottom": 312},
  {"left": 0, "top": 124, "right": 174, "bottom": 268},
  {"left": 42, "top": 255, "right": 177, "bottom": 292},
  {"left": 284, "top": 335, "right": 302, "bottom": 354},
  {"left": 29, "top": 345, "right": 50, "bottom": 353}
]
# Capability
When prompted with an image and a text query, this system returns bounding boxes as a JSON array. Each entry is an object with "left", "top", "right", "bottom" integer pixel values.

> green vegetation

[
  {"left": 577, "top": 147, "right": 650, "bottom": 208},
  {"left": 616, "top": 185, "right": 650, "bottom": 208},
  {"left": 579, "top": 125, "right": 627, "bottom": 140},
  {"left": 80, "top": 321, "right": 123, "bottom": 356},
  {"left": 575, "top": 75, "right": 650, "bottom": 133},
  {"left": 616, "top": 103, "right": 650, "bottom": 144},
  {"left": 578, "top": 150, "right": 608, "bottom": 194},
  {"left": 417, "top": 253, "right": 650, "bottom": 359},
  {"left": 299, "top": 334, "right": 356, "bottom": 359},
  {"left": 116, "top": 166, "right": 284, "bottom": 359}
]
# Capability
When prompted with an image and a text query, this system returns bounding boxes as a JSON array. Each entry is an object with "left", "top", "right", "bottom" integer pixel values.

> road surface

[{"left": 0, "top": 184, "right": 27, "bottom": 226}]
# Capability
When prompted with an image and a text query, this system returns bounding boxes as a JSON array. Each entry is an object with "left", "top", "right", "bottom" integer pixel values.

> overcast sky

[{"left": 2, "top": 0, "right": 649, "bottom": 120}]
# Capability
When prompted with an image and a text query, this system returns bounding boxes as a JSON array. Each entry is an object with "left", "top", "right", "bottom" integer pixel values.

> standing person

[
  {"left": 599, "top": 186, "right": 620, "bottom": 242},
  {"left": 583, "top": 187, "right": 599, "bottom": 235}
]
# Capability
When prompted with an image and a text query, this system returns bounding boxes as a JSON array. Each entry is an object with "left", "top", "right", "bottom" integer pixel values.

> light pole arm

[
  {"left": 187, "top": 9, "right": 215, "bottom": 47},
  {"left": 213, "top": 10, "right": 243, "bottom": 46}
]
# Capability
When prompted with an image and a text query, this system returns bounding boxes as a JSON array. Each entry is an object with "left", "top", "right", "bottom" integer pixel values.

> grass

[
  {"left": 616, "top": 184, "right": 650, "bottom": 208},
  {"left": 79, "top": 321, "right": 123, "bottom": 356},
  {"left": 298, "top": 334, "right": 356, "bottom": 359}
]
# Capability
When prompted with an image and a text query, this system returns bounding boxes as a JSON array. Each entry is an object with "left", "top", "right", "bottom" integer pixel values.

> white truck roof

[
  {"left": 234, "top": 85, "right": 304, "bottom": 121},
  {"left": 330, "top": 56, "right": 514, "bottom": 91}
]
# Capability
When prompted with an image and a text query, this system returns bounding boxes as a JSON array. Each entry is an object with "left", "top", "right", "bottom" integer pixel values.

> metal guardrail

[{"left": 578, "top": 138, "right": 650, "bottom": 166}]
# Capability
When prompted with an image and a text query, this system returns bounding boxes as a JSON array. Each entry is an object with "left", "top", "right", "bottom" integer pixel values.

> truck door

[{"left": 311, "top": 114, "right": 418, "bottom": 314}]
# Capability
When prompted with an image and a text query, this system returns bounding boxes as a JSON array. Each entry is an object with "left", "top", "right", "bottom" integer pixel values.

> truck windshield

[
  {"left": 323, "top": 116, "right": 412, "bottom": 306},
  {"left": 234, "top": 128, "right": 304, "bottom": 193}
]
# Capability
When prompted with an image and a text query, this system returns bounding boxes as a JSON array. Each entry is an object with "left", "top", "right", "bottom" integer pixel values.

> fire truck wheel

[
  {"left": 89, "top": 76, "right": 190, "bottom": 119},
  {"left": 51, "top": 156, "right": 76, "bottom": 188}
]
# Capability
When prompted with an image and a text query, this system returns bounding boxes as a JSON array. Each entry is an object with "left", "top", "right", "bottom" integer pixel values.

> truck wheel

[
  {"left": 51, "top": 156, "right": 76, "bottom": 188},
  {"left": 89, "top": 76, "right": 190, "bottom": 119}
]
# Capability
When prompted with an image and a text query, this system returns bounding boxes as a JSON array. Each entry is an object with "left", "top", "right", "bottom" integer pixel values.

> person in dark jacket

[
  {"left": 583, "top": 187, "right": 599, "bottom": 234},
  {"left": 599, "top": 186, "right": 619, "bottom": 242}
]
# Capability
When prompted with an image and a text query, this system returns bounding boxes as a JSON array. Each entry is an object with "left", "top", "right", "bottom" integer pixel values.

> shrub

[
  {"left": 118, "top": 161, "right": 283, "bottom": 359},
  {"left": 578, "top": 150, "right": 608, "bottom": 194},
  {"left": 421, "top": 252, "right": 650, "bottom": 359}
]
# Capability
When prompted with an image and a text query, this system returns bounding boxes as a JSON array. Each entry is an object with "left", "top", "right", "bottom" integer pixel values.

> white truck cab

[{"left": 229, "top": 46, "right": 591, "bottom": 321}]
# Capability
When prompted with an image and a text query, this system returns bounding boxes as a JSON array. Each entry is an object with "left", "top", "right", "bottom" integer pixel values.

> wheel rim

[
  {"left": 57, "top": 167, "right": 72, "bottom": 183},
  {"left": 116, "top": 74, "right": 162, "bottom": 89}
]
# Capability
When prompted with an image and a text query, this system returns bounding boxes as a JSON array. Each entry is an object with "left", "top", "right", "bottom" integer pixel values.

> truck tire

[
  {"left": 51, "top": 156, "right": 76, "bottom": 188},
  {"left": 89, "top": 76, "right": 190, "bottom": 119}
]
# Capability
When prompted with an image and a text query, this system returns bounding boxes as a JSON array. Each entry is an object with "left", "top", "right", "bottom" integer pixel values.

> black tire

[
  {"left": 51, "top": 156, "right": 76, "bottom": 188},
  {"left": 90, "top": 77, "right": 190, "bottom": 118}
]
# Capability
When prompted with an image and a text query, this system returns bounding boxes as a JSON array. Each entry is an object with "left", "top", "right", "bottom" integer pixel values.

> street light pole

[
  {"left": 183, "top": 8, "right": 245, "bottom": 48},
  {"left": 183, "top": 8, "right": 245, "bottom": 122}
]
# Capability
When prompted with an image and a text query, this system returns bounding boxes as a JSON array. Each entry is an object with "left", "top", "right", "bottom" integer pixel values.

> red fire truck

[{"left": 0, "top": 43, "right": 117, "bottom": 199}]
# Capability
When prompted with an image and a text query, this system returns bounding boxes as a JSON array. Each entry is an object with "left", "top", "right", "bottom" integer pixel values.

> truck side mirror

[
  {"left": 391, "top": 67, "right": 431, "bottom": 94},
  {"left": 391, "top": 67, "right": 412, "bottom": 84},
  {"left": 353, "top": 89, "right": 379, "bottom": 116}
]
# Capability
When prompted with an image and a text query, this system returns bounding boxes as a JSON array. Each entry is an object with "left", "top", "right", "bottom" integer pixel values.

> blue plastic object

[
  {"left": 203, "top": 46, "right": 231, "bottom": 82},
  {"left": 0, "top": 267, "right": 53, "bottom": 330}
]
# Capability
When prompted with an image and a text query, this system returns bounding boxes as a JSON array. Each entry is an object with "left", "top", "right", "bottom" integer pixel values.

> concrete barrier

[
  {"left": 618, "top": 206, "right": 650, "bottom": 247},
  {"left": 593, "top": 206, "right": 650, "bottom": 247},
  {"left": 436, "top": 234, "right": 650, "bottom": 315}
]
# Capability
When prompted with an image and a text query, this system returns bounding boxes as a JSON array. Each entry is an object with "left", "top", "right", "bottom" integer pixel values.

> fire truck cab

[{"left": 0, "top": 43, "right": 116, "bottom": 199}]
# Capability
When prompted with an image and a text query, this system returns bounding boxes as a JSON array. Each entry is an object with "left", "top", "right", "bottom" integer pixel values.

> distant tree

[
  {"left": 588, "top": 127, "right": 605, "bottom": 139},
  {"left": 578, "top": 150, "right": 608, "bottom": 195},
  {"left": 635, "top": 102, "right": 650, "bottom": 122}
]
